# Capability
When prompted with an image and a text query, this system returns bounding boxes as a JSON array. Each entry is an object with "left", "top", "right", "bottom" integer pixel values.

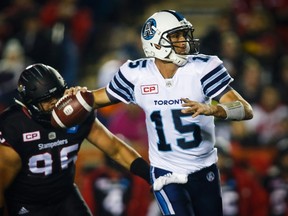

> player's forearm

[
  {"left": 181, "top": 99, "right": 227, "bottom": 119},
  {"left": 91, "top": 87, "right": 113, "bottom": 109},
  {"left": 109, "top": 138, "right": 151, "bottom": 184},
  {"left": 109, "top": 136, "right": 141, "bottom": 170},
  {"left": 116, "top": 145, "right": 150, "bottom": 184},
  {"left": 217, "top": 89, "right": 253, "bottom": 120},
  {"left": 87, "top": 118, "right": 151, "bottom": 183},
  {"left": 208, "top": 104, "right": 227, "bottom": 119},
  {"left": 89, "top": 125, "right": 141, "bottom": 169},
  {"left": 216, "top": 100, "right": 253, "bottom": 120},
  {"left": 181, "top": 98, "right": 253, "bottom": 120}
]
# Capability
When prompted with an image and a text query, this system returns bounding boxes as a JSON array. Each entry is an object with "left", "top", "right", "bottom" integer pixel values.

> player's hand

[
  {"left": 64, "top": 86, "right": 88, "bottom": 96},
  {"left": 181, "top": 98, "right": 216, "bottom": 118}
]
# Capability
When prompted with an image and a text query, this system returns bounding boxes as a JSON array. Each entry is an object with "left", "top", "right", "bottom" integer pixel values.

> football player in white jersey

[{"left": 87, "top": 10, "right": 253, "bottom": 216}]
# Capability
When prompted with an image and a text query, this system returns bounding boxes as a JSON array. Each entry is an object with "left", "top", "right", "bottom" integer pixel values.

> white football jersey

[{"left": 107, "top": 54, "right": 233, "bottom": 174}]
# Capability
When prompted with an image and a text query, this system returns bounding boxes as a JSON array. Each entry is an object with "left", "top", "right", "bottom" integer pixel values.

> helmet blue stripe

[{"left": 160, "top": 10, "right": 185, "bottom": 21}]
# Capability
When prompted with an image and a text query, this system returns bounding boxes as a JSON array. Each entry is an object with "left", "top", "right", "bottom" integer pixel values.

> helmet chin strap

[
  {"left": 15, "top": 98, "right": 52, "bottom": 126},
  {"left": 168, "top": 51, "right": 188, "bottom": 67},
  {"left": 15, "top": 98, "right": 28, "bottom": 109}
]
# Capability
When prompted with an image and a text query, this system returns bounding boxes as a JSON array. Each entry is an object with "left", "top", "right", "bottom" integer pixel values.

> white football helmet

[{"left": 141, "top": 10, "right": 199, "bottom": 66}]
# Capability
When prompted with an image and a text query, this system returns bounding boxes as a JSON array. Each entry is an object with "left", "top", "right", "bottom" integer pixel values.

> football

[{"left": 51, "top": 91, "right": 94, "bottom": 128}]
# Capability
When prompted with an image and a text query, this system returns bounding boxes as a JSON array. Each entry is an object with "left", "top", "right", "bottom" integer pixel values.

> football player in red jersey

[{"left": 0, "top": 64, "right": 150, "bottom": 216}]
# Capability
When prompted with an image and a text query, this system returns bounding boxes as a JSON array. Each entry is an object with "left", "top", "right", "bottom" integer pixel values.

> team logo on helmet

[
  {"left": 18, "top": 84, "right": 25, "bottom": 94},
  {"left": 142, "top": 18, "right": 156, "bottom": 40}
]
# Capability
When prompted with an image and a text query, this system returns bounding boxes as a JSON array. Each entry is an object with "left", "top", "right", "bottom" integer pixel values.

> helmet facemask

[
  {"left": 160, "top": 27, "right": 199, "bottom": 55},
  {"left": 28, "top": 90, "right": 65, "bottom": 126},
  {"left": 161, "top": 27, "right": 200, "bottom": 66},
  {"left": 165, "top": 28, "right": 199, "bottom": 55}
]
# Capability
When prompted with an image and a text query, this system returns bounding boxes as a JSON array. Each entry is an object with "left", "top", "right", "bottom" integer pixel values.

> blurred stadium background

[{"left": 1, "top": 0, "right": 288, "bottom": 215}]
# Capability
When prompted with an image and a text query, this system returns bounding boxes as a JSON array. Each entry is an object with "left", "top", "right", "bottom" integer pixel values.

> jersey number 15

[{"left": 151, "top": 109, "right": 202, "bottom": 151}]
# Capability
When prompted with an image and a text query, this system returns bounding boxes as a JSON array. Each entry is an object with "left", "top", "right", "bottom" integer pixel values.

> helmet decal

[
  {"left": 17, "top": 84, "right": 25, "bottom": 94},
  {"left": 142, "top": 18, "right": 156, "bottom": 40},
  {"left": 49, "top": 87, "right": 58, "bottom": 94}
]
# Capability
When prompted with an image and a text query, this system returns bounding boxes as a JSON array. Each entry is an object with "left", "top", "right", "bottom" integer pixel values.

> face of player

[
  {"left": 168, "top": 30, "right": 192, "bottom": 55},
  {"left": 38, "top": 97, "right": 59, "bottom": 113}
]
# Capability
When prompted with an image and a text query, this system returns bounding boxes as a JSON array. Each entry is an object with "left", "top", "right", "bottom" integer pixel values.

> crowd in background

[{"left": 1, "top": 0, "right": 288, "bottom": 215}]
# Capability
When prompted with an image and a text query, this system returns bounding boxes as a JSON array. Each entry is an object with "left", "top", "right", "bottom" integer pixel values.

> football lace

[{"left": 55, "top": 94, "right": 70, "bottom": 107}]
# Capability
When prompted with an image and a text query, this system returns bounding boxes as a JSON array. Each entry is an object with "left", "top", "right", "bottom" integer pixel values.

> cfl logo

[{"left": 63, "top": 105, "right": 74, "bottom": 116}]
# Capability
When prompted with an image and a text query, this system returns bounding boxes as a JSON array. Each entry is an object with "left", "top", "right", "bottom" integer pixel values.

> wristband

[
  {"left": 217, "top": 101, "right": 245, "bottom": 120},
  {"left": 130, "top": 157, "right": 151, "bottom": 184}
]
